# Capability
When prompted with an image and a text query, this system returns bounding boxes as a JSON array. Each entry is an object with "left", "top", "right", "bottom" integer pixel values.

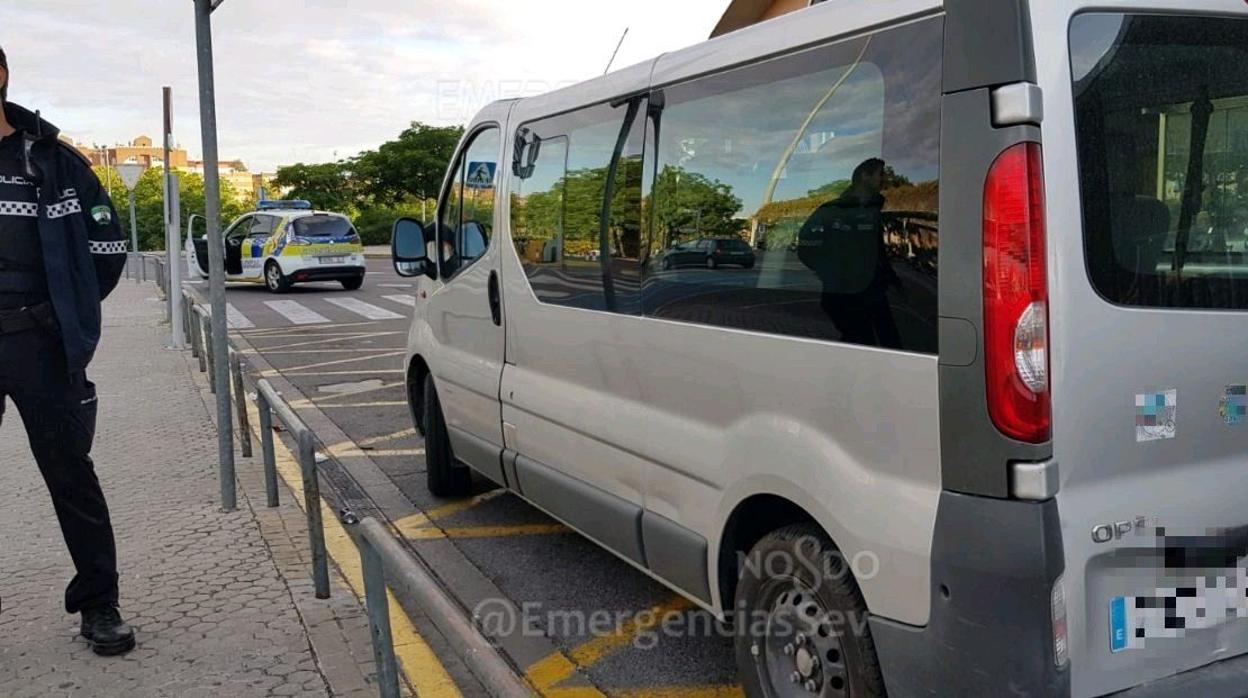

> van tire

[
  {"left": 265, "top": 261, "right": 291, "bottom": 293},
  {"left": 734, "top": 524, "right": 884, "bottom": 698},
  {"left": 422, "top": 374, "right": 472, "bottom": 497}
]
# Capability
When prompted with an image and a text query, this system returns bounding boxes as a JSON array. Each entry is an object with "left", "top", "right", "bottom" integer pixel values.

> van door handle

[{"left": 488, "top": 270, "right": 502, "bottom": 326}]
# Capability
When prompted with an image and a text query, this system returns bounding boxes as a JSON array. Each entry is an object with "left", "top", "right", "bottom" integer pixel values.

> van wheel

[
  {"left": 341, "top": 276, "right": 364, "bottom": 291},
  {"left": 265, "top": 262, "right": 290, "bottom": 293},
  {"left": 422, "top": 374, "right": 472, "bottom": 497},
  {"left": 735, "top": 524, "right": 884, "bottom": 698}
]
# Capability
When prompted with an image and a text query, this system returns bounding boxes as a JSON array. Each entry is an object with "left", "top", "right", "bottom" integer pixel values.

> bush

[{"left": 353, "top": 203, "right": 426, "bottom": 246}]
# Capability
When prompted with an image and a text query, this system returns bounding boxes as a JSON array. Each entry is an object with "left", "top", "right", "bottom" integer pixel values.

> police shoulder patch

[{"left": 91, "top": 205, "right": 112, "bottom": 226}]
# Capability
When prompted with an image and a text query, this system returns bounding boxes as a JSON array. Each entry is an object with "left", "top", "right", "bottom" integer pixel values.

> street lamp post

[{"left": 193, "top": 0, "right": 235, "bottom": 511}]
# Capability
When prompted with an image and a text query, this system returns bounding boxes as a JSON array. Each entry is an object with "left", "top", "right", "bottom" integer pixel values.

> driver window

[
  {"left": 225, "top": 215, "right": 253, "bottom": 241},
  {"left": 249, "top": 215, "right": 277, "bottom": 239},
  {"left": 439, "top": 127, "right": 500, "bottom": 279}
]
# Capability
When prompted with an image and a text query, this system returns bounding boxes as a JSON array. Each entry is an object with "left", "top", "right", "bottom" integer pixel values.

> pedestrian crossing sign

[{"left": 465, "top": 161, "right": 496, "bottom": 189}]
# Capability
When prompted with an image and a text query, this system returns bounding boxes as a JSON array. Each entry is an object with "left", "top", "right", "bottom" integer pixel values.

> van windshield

[{"left": 1071, "top": 13, "right": 1248, "bottom": 309}]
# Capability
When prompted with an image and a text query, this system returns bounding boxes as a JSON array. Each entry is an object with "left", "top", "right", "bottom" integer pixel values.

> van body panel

[{"left": 1031, "top": 1, "right": 1248, "bottom": 694}]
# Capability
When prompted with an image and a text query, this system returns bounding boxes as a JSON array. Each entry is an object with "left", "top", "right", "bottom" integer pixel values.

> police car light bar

[{"left": 257, "top": 199, "right": 313, "bottom": 211}]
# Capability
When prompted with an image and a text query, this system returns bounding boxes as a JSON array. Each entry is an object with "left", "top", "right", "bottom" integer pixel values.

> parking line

[
  {"left": 359, "top": 427, "right": 418, "bottom": 447},
  {"left": 325, "top": 441, "right": 424, "bottom": 459},
  {"left": 284, "top": 370, "right": 405, "bottom": 377},
  {"left": 264, "top": 300, "right": 331, "bottom": 325},
  {"left": 326, "top": 297, "right": 406, "bottom": 321},
  {"left": 248, "top": 331, "right": 401, "bottom": 352},
  {"left": 314, "top": 380, "right": 406, "bottom": 404},
  {"left": 291, "top": 400, "right": 408, "bottom": 409},
  {"left": 269, "top": 350, "right": 406, "bottom": 374},
  {"left": 245, "top": 400, "right": 460, "bottom": 698},
  {"left": 226, "top": 303, "right": 255, "bottom": 329},
  {"left": 383, "top": 294, "right": 416, "bottom": 308},
  {"left": 241, "top": 320, "right": 380, "bottom": 336},
  {"left": 613, "top": 686, "right": 744, "bottom": 698},
  {"left": 393, "top": 489, "right": 506, "bottom": 535},
  {"left": 406, "top": 523, "right": 571, "bottom": 540}
]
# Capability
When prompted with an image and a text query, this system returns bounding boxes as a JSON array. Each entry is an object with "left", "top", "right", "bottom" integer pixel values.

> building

[
  {"left": 710, "top": 0, "right": 829, "bottom": 37},
  {"left": 79, "top": 135, "right": 190, "bottom": 170}
]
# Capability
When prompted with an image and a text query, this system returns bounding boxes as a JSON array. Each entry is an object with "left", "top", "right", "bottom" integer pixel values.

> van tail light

[
  {"left": 983, "top": 142, "right": 1051, "bottom": 443},
  {"left": 1051, "top": 576, "right": 1069, "bottom": 667}
]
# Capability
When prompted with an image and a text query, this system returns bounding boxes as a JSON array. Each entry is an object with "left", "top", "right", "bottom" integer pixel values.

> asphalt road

[{"left": 198, "top": 259, "right": 741, "bottom": 696}]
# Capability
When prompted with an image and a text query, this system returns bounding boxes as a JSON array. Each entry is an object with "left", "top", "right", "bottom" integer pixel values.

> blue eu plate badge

[{"left": 1110, "top": 596, "right": 1128, "bottom": 653}]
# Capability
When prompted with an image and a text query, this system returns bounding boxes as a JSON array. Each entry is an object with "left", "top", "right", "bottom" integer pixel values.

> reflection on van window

[
  {"left": 441, "top": 128, "right": 499, "bottom": 278},
  {"left": 510, "top": 101, "right": 645, "bottom": 312},
  {"left": 1072, "top": 13, "right": 1248, "bottom": 309},
  {"left": 643, "top": 18, "right": 942, "bottom": 352}
]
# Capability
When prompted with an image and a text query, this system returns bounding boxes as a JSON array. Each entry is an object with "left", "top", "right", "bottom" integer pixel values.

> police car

[{"left": 186, "top": 200, "right": 366, "bottom": 293}]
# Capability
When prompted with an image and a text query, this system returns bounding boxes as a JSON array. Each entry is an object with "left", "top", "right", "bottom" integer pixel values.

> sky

[{"left": 1, "top": 0, "right": 725, "bottom": 172}]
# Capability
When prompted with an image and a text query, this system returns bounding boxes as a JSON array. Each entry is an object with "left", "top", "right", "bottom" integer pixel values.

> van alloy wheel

[{"left": 756, "top": 579, "right": 851, "bottom": 696}]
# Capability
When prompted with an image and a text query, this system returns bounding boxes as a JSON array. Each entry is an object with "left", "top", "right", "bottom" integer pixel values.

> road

[{"left": 197, "top": 259, "right": 741, "bottom": 696}]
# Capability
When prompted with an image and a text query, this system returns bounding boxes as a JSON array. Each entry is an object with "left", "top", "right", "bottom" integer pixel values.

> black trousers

[{"left": 0, "top": 324, "right": 118, "bottom": 613}]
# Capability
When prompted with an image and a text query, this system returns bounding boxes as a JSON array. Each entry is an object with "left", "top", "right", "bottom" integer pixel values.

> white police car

[{"left": 186, "top": 201, "right": 366, "bottom": 293}]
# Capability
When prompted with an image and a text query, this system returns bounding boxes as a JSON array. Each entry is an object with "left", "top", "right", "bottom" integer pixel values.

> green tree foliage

[
  {"left": 650, "top": 166, "right": 744, "bottom": 250},
  {"left": 270, "top": 162, "right": 355, "bottom": 214},
  {"left": 94, "top": 166, "right": 245, "bottom": 251}
]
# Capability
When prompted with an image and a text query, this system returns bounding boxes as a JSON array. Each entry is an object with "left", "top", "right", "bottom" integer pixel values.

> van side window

[
  {"left": 509, "top": 100, "right": 646, "bottom": 312},
  {"left": 439, "top": 127, "right": 500, "bottom": 279},
  {"left": 643, "top": 17, "right": 942, "bottom": 352}
]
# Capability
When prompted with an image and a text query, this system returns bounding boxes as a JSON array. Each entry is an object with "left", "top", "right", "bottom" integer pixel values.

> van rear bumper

[
  {"left": 869, "top": 491, "right": 1070, "bottom": 696},
  {"left": 1109, "top": 651, "right": 1248, "bottom": 696}
]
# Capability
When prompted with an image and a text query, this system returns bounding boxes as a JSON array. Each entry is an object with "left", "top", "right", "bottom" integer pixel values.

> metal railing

[{"left": 356, "top": 517, "right": 532, "bottom": 698}]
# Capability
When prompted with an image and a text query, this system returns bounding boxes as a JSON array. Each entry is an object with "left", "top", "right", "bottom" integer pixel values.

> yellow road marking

[
  {"left": 392, "top": 489, "right": 506, "bottom": 535},
  {"left": 285, "top": 370, "right": 405, "bottom": 377},
  {"left": 325, "top": 441, "right": 425, "bottom": 459},
  {"left": 250, "top": 348, "right": 407, "bottom": 354},
  {"left": 240, "top": 320, "right": 380, "bottom": 335},
  {"left": 613, "top": 686, "right": 744, "bottom": 698},
  {"left": 289, "top": 400, "right": 408, "bottom": 409},
  {"left": 405, "top": 523, "right": 571, "bottom": 540},
  {"left": 272, "top": 351, "right": 406, "bottom": 374},
  {"left": 245, "top": 400, "right": 460, "bottom": 698},
  {"left": 527, "top": 596, "right": 695, "bottom": 694},
  {"left": 244, "top": 331, "right": 401, "bottom": 340},
  {"left": 359, "top": 427, "right": 418, "bottom": 447}
]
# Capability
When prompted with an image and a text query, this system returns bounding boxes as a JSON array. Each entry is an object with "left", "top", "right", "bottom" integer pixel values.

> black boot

[{"left": 80, "top": 604, "right": 135, "bottom": 656}]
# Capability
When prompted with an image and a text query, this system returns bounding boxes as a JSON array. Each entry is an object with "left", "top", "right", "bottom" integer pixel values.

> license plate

[
  {"left": 1110, "top": 573, "right": 1248, "bottom": 652},
  {"left": 319, "top": 256, "right": 346, "bottom": 265}
]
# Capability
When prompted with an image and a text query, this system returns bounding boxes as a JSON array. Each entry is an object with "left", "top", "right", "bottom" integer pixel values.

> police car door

[
  {"left": 242, "top": 214, "right": 279, "bottom": 280},
  {"left": 424, "top": 121, "right": 507, "bottom": 483}
]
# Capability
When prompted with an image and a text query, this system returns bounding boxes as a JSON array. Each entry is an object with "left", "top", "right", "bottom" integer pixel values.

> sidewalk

[{"left": 0, "top": 282, "right": 380, "bottom": 697}]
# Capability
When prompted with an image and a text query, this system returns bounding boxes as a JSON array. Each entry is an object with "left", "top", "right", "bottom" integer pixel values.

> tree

[
  {"left": 650, "top": 166, "right": 744, "bottom": 248},
  {"left": 94, "top": 166, "right": 245, "bottom": 251},
  {"left": 270, "top": 162, "right": 356, "bottom": 214},
  {"left": 350, "top": 123, "right": 464, "bottom": 207}
]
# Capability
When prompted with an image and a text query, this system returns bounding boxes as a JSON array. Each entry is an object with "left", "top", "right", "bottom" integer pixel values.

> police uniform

[{"left": 0, "top": 84, "right": 132, "bottom": 654}]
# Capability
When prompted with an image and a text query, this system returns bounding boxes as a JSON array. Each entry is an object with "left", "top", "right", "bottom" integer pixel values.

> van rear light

[
  {"left": 983, "top": 142, "right": 1051, "bottom": 443},
  {"left": 1051, "top": 576, "right": 1069, "bottom": 667}
]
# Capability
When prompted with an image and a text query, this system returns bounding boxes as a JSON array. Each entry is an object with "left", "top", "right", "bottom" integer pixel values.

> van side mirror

[{"left": 392, "top": 217, "right": 436, "bottom": 279}]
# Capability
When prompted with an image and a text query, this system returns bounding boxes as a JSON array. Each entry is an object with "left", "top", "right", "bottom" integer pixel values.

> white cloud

[{"left": 1, "top": 0, "right": 724, "bottom": 171}]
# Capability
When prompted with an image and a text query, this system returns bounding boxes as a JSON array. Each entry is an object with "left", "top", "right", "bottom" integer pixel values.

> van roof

[{"left": 499, "top": 0, "right": 940, "bottom": 124}]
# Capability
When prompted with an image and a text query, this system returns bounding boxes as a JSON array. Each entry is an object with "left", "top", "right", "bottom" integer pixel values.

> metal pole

[
  {"left": 298, "top": 428, "right": 331, "bottom": 599},
  {"left": 194, "top": 0, "right": 235, "bottom": 495},
  {"left": 129, "top": 190, "right": 139, "bottom": 284},
  {"left": 257, "top": 390, "right": 279, "bottom": 508},
  {"left": 164, "top": 87, "right": 185, "bottom": 349},
  {"left": 202, "top": 312, "right": 216, "bottom": 393},
  {"left": 360, "top": 537, "right": 401, "bottom": 698},
  {"left": 230, "top": 351, "right": 253, "bottom": 458}
]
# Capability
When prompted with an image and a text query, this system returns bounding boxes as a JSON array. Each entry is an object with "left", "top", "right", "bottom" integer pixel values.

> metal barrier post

[
  {"left": 230, "top": 351, "right": 253, "bottom": 458},
  {"left": 298, "top": 428, "right": 331, "bottom": 599},
  {"left": 257, "top": 389, "right": 279, "bottom": 508},
  {"left": 191, "top": 306, "right": 207, "bottom": 371},
  {"left": 359, "top": 536, "right": 401, "bottom": 698},
  {"left": 202, "top": 312, "right": 216, "bottom": 393}
]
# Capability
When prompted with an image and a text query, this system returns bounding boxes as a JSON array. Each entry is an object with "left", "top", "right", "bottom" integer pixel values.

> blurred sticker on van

[
  {"left": 1135, "top": 390, "right": 1177, "bottom": 443},
  {"left": 1219, "top": 385, "right": 1247, "bottom": 426}
]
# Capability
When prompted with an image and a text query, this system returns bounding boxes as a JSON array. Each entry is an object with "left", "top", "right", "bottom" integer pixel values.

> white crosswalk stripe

[
  {"left": 382, "top": 294, "right": 416, "bottom": 308},
  {"left": 264, "top": 300, "right": 330, "bottom": 325},
  {"left": 325, "top": 297, "right": 405, "bottom": 320},
  {"left": 226, "top": 303, "right": 255, "bottom": 329}
]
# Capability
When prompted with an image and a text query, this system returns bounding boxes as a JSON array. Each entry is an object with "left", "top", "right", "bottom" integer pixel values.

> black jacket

[{"left": 5, "top": 102, "right": 126, "bottom": 372}]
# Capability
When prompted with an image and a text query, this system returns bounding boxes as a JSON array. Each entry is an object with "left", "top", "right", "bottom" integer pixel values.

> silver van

[{"left": 392, "top": 1, "right": 1248, "bottom": 695}]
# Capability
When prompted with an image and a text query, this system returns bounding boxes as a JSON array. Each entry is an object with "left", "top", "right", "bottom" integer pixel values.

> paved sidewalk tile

[{"left": 0, "top": 283, "right": 374, "bottom": 697}]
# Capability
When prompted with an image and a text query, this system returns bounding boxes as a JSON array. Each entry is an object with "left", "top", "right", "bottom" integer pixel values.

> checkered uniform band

[
  {"left": 89, "top": 240, "right": 127, "bottom": 255},
  {"left": 45, "top": 198, "right": 82, "bottom": 219},
  {"left": 0, "top": 200, "right": 39, "bottom": 217}
]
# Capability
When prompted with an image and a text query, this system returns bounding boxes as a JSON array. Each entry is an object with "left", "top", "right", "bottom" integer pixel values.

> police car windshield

[{"left": 292, "top": 216, "right": 354, "bottom": 238}]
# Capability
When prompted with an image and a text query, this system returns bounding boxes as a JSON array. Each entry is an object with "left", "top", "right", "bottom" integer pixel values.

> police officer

[{"left": 0, "top": 45, "right": 134, "bottom": 655}]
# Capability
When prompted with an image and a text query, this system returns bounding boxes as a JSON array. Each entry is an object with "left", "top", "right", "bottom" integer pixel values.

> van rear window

[
  {"left": 1071, "top": 13, "right": 1248, "bottom": 309},
  {"left": 292, "top": 216, "right": 355, "bottom": 239}
]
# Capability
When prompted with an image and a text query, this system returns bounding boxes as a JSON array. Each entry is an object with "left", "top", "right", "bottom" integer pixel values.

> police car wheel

[
  {"left": 340, "top": 277, "right": 364, "bottom": 291},
  {"left": 265, "top": 262, "right": 291, "bottom": 293},
  {"left": 422, "top": 374, "right": 472, "bottom": 498}
]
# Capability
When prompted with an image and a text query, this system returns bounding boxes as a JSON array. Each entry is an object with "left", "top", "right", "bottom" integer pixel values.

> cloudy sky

[{"left": 2, "top": 0, "right": 724, "bottom": 171}]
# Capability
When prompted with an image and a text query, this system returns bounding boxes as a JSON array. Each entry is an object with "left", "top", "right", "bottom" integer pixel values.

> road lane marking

[
  {"left": 267, "top": 350, "right": 407, "bottom": 374},
  {"left": 264, "top": 300, "right": 330, "bottom": 325},
  {"left": 244, "top": 400, "right": 460, "bottom": 698},
  {"left": 226, "top": 303, "right": 255, "bottom": 329},
  {"left": 284, "top": 370, "right": 405, "bottom": 377},
  {"left": 383, "top": 294, "right": 416, "bottom": 308},
  {"left": 393, "top": 490, "right": 508, "bottom": 535},
  {"left": 249, "top": 331, "right": 401, "bottom": 352},
  {"left": 290, "top": 400, "right": 408, "bottom": 409},
  {"left": 527, "top": 596, "right": 695, "bottom": 694},
  {"left": 248, "top": 348, "right": 406, "bottom": 354},
  {"left": 326, "top": 297, "right": 405, "bottom": 320},
  {"left": 315, "top": 380, "right": 405, "bottom": 405},
  {"left": 326, "top": 443, "right": 426, "bottom": 459},
  {"left": 614, "top": 686, "right": 744, "bottom": 698},
  {"left": 241, "top": 320, "right": 380, "bottom": 336},
  {"left": 359, "top": 427, "right": 418, "bottom": 447},
  {"left": 379, "top": 283, "right": 413, "bottom": 289}
]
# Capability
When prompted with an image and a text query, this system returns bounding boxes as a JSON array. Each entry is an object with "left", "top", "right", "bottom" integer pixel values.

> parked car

[
  {"left": 186, "top": 201, "right": 365, "bottom": 292},
  {"left": 391, "top": 2, "right": 1248, "bottom": 696},
  {"left": 660, "top": 237, "right": 756, "bottom": 270}
]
